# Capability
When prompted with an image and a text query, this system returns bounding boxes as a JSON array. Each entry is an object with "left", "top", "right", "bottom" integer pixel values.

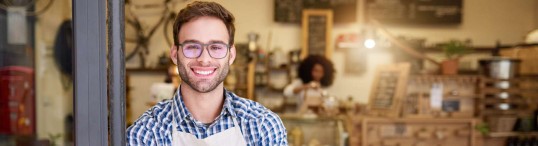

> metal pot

[
  {"left": 485, "top": 92, "right": 522, "bottom": 99},
  {"left": 479, "top": 57, "right": 521, "bottom": 79}
]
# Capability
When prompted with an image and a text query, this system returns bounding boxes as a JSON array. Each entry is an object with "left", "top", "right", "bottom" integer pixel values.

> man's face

[{"left": 170, "top": 16, "right": 236, "bottom": 93}]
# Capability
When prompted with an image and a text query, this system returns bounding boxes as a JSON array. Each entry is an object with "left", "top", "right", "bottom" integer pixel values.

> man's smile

[{"left": 191, "top": 67, "right": 217, "bottom": 76}]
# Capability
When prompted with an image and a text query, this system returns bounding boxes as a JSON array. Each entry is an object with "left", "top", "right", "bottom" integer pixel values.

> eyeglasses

[{"left": 178, "top": 42, "right": 230, "bottom": 59}]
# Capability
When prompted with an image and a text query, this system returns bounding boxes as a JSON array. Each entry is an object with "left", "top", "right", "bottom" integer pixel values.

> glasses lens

[
  {"left": 208, "top": 43, "right": 228, "bottom": 58},
  {"left": 182, "top": 43, "right": 202, "bottom": 58}
]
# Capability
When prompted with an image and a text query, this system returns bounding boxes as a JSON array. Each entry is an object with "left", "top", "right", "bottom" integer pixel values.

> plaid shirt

[{"left": 126, "top": 88, "right": 288, "bottom": 146}]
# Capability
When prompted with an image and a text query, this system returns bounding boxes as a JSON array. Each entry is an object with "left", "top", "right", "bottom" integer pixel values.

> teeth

[{"left": 195, "top": 70, "right": 213, "bottom": 75}]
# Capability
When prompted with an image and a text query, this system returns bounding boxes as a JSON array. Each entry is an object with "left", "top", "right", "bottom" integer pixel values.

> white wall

[
  {"left": 35, "top": 0, "right": 72, "bottom": 145},
  {"left": 129, "top": 0, "right": 538, "bottom": 120},
  {"left": 534, "top": 1, "right": 538, "bottom": 29},
  {"left": 128, "top": 72, "right": 168, "bottom": 123}
]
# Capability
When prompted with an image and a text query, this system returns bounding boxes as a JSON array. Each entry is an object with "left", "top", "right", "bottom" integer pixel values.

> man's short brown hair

[{"left": 173, "top": 1, "right": 235, "bottom": 46}]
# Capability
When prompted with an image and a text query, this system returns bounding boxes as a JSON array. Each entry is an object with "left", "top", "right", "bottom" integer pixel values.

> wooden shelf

[
  {"left": 479, "top": 88, "right": 538, "bottom": 94},
  {"left": 480, "top": 77, "right": 538, "bottom": 83},
  {"left": 480, "top": 98, "right": 527, "bottom": 104},
  {"left": 443, "top": 95, "right": 479, "bottom": 99},
  {"left": 416, "top": 46, "right": 496, "bottom": 53},
  {"left": 418, "top": 93, "right": 479, "bottom": 99},
  {"left": 254, "top": 85, "right": 284, "bottom": 92},
  {"left": 268, "top": 86, "right": 285, "bottom": 92},
  {"left": 480, "top": 110, "right": 534, "bottom": 116},
  {"left": 268, "top": 66, "right": 289, "bottom": 71},
  {"left": 487, "top": 132, "right": 538, "bottom": 138}
]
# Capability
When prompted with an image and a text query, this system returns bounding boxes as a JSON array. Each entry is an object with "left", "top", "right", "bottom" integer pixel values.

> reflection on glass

[{"left": 1, "top": 0, "right": 73, "bottom": 145}]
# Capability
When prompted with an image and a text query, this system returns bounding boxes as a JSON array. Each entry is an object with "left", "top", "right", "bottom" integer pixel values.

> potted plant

[{"left": 440, "top": 40, "right": 471, "bottom": 75}]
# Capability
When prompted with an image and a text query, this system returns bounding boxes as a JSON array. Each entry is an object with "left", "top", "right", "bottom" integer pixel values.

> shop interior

[{"left": 1, "top": 0, "right": 538, "bottom": 145}]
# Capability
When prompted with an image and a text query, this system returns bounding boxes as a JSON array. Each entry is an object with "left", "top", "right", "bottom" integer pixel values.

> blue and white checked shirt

[{"left": 126, "top": 88, "right": 288, "bottom": 146}]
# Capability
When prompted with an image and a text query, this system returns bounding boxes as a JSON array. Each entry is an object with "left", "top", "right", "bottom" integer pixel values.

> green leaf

[{"left": 441, "top": 40, "right": 471, "bottom": 59}]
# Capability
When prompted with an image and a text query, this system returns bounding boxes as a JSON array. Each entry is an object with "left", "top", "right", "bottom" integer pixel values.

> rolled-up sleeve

[{"left": 258, "top": 112, "right": 288, "bottom": 146}]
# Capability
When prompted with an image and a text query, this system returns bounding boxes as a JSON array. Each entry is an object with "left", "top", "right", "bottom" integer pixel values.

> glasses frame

[{"left": 177, "top": 42, "right": 231, "bottom": 59}]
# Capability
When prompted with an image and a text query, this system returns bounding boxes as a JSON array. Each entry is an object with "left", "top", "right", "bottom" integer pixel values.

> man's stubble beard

[{"left": 176, "top": 56, "right": 230, "bottom": 93}]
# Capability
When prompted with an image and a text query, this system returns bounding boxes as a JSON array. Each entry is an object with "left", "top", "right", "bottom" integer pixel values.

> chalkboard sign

[
  {"left": 275, "top": 0, "right": 357, "bottom": 24},
  {"left": 366, "top": 0, "right": 462, "bottom": 25},
  {"left": 367, "top": 63, "right": 410, "bottom": 117},
  {"left": 274, "top": 0, "right": 303, "bottom": 23},
  {"left": 301, "top": 9, "right": 333, "bottom": 59}
]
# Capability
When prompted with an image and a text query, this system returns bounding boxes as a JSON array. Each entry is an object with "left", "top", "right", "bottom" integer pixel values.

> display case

[
  {"left": 281, "top": 115, "right": 348, "bottom": 146},
  {"left": 361, "top": 118, "right": 477, "bottom": 146}
]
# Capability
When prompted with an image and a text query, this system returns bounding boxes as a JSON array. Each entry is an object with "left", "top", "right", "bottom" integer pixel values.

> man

[{"left": 126, "top": 1, "right": 288, "bottom": 146}]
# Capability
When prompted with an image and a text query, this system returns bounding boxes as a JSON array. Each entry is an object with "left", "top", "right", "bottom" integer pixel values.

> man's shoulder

[
  {"left": 126, "top": 100, "right": 175, "bottom": 144},
  {"left": 129, "top": 99, "right": 174, "bottom": 129},
  {"left": 226, "top": 92, "right": 288, "bottom": 145},
  {"left": 226, "top": 92, "right": 279, "bottom": 121}
]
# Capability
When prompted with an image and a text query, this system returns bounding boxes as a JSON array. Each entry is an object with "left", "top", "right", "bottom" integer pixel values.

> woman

[{"left": 283, "top": 55, "right": 336, "bottom": 112}]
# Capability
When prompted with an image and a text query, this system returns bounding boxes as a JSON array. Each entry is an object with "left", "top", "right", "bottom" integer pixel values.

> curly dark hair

[
  {"left": 173, "top": 1, "right": 235, "bottom": 46},
  {"left": 297, "top": 55, "right": 336, "bottom": 87}
]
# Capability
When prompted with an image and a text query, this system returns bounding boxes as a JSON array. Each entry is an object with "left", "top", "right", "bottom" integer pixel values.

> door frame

[{"left": 73, "top": 0, "right": 125, "bottom": 145}]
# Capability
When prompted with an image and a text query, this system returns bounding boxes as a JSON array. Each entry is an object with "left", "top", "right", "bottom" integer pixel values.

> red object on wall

[{"left": 0, "top": 66, "right": 35, "bottom": 135}]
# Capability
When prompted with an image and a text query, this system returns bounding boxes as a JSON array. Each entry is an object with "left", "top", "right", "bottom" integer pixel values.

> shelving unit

[
  {"left": 477, "top": 77, "right": 538, "bottom": 117},
  {"left": 251, "top": 53, "right": 296, "bottom": 113},
  {"left": 225, "top": 64, "right": 252, "bottom": 98},
  {"left": 402, "top": 75, "right": 480, "bottom": 118},
  {"left": 477, "top": 76, "right": 538, "bottom": 146},
  {"left": 223, "top": 43, "right": 255, "bottom": 100}
]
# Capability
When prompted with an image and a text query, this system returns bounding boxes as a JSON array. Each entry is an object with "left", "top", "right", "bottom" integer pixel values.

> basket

[{"left": 487, "top": 116, "right": 517, "bottom": 132}]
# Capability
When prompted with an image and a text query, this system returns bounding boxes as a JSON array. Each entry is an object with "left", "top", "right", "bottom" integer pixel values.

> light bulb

[{"left": 364, "top": 39, "right": 376, "bottom": 49}]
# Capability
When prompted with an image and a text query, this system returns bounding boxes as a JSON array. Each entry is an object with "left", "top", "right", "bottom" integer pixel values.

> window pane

[{"left": 0, "top": 0, "right": 74, "bottom": 145}]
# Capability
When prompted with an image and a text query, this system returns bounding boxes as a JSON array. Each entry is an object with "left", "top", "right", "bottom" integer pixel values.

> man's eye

[
  {"left": 210, "top": 45, "right": 225, "bottom": 50},
  {"left": 185, "top": 45, "right": 200, "bottom": 50}
]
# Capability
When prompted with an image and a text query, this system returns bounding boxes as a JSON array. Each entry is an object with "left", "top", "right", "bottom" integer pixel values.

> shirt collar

[{"left": 172, "top": 86, "right": 237, "bottom": 123}]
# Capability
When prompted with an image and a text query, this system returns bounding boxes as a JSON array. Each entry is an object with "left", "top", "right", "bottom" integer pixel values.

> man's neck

[{"left": 180, "top": 83, "right": 225, "bottom": 123}]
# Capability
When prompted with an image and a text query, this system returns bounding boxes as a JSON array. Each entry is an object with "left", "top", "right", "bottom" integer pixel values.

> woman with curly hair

[{"left": 284, "top": 55, "right": 336, "bottom": 111}]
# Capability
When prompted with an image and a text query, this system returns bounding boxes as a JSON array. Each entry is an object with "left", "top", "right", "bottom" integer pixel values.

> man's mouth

[{"left": 191, "top": 67, "right": 216, "bottom": 76}]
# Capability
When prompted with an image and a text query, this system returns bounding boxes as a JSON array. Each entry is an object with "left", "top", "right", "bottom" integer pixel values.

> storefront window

[
  {"left": 0, "top": 0, "right": 74, "bottom": 145},
  {"left": 5, "top": 0, "right": 531, "bottom": 145}
]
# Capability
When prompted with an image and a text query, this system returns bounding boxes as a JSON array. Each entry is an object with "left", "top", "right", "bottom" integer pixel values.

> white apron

[{"left": 171, "top": 115, "right": 247, "bottom": 146}]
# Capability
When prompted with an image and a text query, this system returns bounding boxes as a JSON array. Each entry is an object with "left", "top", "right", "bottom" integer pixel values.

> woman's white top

[{"left": 283, "top": 79, "right": 327, "bottom": 108}]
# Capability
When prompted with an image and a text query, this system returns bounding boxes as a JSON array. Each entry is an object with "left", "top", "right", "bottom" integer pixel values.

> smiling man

[{"left": 126, "top": 1, "right": 288, "bottom": 146}]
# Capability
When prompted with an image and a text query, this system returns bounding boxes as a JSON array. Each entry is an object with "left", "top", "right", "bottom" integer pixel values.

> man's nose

[{"left": 196, "top": 47, "right": 212, "bottom": 64}]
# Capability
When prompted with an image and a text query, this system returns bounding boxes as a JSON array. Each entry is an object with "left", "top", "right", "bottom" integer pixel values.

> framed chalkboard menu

[
  {"left": 274, "top": 0, "right": 303, "bottom": 23},
  {"left": 367, "top": 63, "right": 410, "bottom": 117},
  {"left": 275, "top": 0, "right": 357, "bottom": 24},
  {"left": 301, "top": 9, "right": 333, "bottom": 59},
  {"left": 366, "top": 0, "right": 462, "bottom": 25}
]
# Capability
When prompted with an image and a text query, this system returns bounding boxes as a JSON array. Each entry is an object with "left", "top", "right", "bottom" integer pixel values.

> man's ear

[
  {"left": 170, "top": 45, "right": 178, "bottom": 65},
  {"left": 229, "top": 45, "right": 236, "bottom": 65}
]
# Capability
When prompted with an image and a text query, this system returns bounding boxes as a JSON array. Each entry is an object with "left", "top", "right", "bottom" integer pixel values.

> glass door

[
  {"left": 1, "top": 0, "right": 126, "bottom": 145},
  {"left": 1, "top": 0, "right": 76, "bottom": 145}
]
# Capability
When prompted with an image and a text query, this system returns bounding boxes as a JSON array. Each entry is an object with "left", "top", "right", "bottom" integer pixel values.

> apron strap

[
  {"left": 171, "top": 113, "right": 178, "bottom": 136},
  {"left": 171, "top": 102, "right": 243, "bottom": 138},
  {"left": 230, "top": 115, "right": 244, "bottom": 136}
]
